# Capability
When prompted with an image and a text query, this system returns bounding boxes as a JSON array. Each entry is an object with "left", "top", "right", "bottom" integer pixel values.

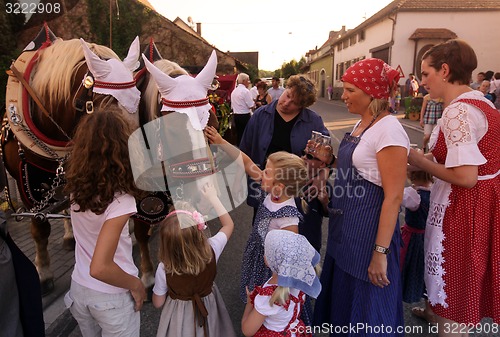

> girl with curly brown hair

[{"left": 63, "top": 108, "right": 146, "bottom": 337}]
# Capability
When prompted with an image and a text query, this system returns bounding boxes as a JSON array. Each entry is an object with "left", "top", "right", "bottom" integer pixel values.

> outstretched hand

[
  {"left": 204, "top": 126, "right": 224, "bottom": 145},
  {"left": 200, "top": 181, "right": 218, "bottom": 201},
  {"left": 197, "top": 182, "right": 220, "bottom": 216}
]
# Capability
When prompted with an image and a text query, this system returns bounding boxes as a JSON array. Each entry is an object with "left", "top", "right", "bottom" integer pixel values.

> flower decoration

[
  {"left": 191, "top": 210, "right": 207, "bottom": 231},
  {"left": 166, "top": 210, "right": 207, "bottom": 230},
  {"left": 208, "top": 93, "right": 231, "bottom": 136}
]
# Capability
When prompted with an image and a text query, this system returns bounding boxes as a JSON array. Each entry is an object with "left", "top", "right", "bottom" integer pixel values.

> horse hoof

[
  {"left": 40, "top": 279, "right": 55, "bottom": 296},
  {"left": 62, "top": 238, "right": 76, "bottom": 251}
]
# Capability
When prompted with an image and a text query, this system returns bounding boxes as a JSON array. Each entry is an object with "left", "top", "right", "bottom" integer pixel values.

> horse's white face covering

[
  {"left": 141, "top": 50, "right": 217, "bottom": 131},
  {"left": 128, "top": 50, "right": 247, "bottom": 221},
  {"left": 80, "top": 37, "right": 141, "bottom": 114}
]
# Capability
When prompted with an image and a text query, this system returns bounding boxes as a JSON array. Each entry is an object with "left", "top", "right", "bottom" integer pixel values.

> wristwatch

[{"left": 373, "top": 244, "right": 390, "bottom": 255}]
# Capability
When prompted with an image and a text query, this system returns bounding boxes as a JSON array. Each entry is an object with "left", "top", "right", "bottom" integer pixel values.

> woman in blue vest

[{"left": 313, "top": 58, "right": 409, "bottom": 336}]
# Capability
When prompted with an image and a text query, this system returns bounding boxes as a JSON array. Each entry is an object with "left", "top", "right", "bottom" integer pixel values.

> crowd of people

[
  {"left": 41, "top": 38, "right": 497, "bottom": 337},
  {"left": 405, "top": 69, "right": 500, "bottom": 114}
]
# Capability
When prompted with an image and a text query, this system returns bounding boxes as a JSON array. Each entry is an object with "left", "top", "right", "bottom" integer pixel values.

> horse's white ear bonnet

[
  {"left": 142, "top": 50, "right": 217, "bottom": 130},
  {"left": 80, "top": 37, "right": 141, "bottom": 114},
  {"left": 122, "top": 36, "right": 141, "bottom": 72}
]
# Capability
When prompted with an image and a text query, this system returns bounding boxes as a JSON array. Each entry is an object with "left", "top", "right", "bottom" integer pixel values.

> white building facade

[{"left": 308, "top": 0, "right": 500, "bottom": 96}]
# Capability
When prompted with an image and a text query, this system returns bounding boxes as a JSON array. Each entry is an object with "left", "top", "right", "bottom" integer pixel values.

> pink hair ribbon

[{"left": 166, "top": 210, "right": 207, "bottom": 230}]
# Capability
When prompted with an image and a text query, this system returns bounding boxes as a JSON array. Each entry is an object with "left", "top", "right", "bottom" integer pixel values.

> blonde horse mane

[
  {"left": 143, "top": 58, "right": 189, "bottom": 121},
  {"left": 31, "top": 38, "right": 119, "bottom": 111}
]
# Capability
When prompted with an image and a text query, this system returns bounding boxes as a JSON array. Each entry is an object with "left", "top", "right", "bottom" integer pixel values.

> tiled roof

[
  {"left": 397, "top": 0, "right": 500, "bottom": 10},
  {"left": 409, "top": 28, "right": 458, "bottom": 40},
  {"left": 332, "top": 0, "right": 500, "bottom": 43}
]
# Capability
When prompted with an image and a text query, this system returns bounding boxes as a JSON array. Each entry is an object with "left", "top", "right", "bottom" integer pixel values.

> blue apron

[
  {"left": 315, "top": 123, "right": 404, "bottom": 336},
  {"left": 327, "top": 130, "right": 401, "bottom": 282}
]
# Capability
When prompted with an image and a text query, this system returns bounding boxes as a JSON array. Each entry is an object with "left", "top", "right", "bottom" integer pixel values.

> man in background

[
  {"left": 249, "top": 78, "right": 260, "bottom": 100},
  {"left": 409, "top": 74, "right": 419, "bottom": 97},
  {"left": 268, "top": 76, "right": 285, "bottom": 101},
  {"left": 470, "top": 71, "right": 485, "bottom": 90},
  {"left": 231, "top": 73, "right": 254, "bottom": 146}
]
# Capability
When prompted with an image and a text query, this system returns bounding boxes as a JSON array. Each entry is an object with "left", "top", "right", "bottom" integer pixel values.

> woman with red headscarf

[{"left": 313, "top": 58, "right": 409, "bottom": 336}]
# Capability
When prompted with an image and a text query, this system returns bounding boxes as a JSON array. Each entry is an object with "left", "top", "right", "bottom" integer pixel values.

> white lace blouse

[{"left": 428, "top": 90, "right": 491, "bottom": 167}]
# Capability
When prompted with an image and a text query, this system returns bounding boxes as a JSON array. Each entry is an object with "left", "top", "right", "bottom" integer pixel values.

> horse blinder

[{"left": 74, "top": 73, "right": 95, "bottom": 114}]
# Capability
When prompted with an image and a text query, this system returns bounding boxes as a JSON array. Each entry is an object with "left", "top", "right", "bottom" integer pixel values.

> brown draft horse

[
  {"left": 131, "top": 49, "right": 248, "bottom": 296},
  {"left": 132, "top": 45, "right": 189, "bottom": 289},
  {"left": 3, "top": 28, "right": 223, "bottom": 294},
  {"left": 2, "top": 25, "right": 142, "bottom": 294},
  {"left": 132, "top": 42, "right": 222, "bottom": 289}
]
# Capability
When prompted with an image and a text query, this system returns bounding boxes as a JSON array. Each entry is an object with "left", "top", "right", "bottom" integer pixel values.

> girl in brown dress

[{"left": 152, "top": 182, "right": 236, "bottom": 337}]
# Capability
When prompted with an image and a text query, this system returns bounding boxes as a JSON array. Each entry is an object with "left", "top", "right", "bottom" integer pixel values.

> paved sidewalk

[
  {"left": 318, "top": 96, "right": 423, "bottom": 133},
  {"left": 394, "top": 110, "right": 423, "bottom": 133}
]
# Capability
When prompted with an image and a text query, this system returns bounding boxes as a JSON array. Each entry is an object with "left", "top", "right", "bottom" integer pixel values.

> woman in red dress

[{"left": 409, "top": 39, "right": 500, "bottom": 336}]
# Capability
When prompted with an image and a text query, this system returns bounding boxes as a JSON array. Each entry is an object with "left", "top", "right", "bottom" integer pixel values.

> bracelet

[{"left": 373, "top": 244, "right": 390, "bottom": 254}]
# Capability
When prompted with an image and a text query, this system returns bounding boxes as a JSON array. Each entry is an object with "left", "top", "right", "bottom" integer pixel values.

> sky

[{"left": 148, "top": 0, "right": 394, "bottom": 70}]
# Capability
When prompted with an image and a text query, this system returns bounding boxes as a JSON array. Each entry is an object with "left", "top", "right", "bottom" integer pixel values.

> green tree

[
  {"left": 297, "top": 56, "right": 306, "bottom": 71},
  {"left": 258, "top": 69, "right": 274, "bottom": 78},
  {"left": 268, "top": 56, "right": 307, "bottom": 80},
  {"left": 281, "top": 59, "right": 298, "bottom": 79},
  {"left": 245, "top": 63, "right": 259, "bottom": 84},
  {"left": 87, "top": 0, "right": 143, "bottom": 58},
  {"left": 275, "top": 57, "right": 305, "bottom": 80}
]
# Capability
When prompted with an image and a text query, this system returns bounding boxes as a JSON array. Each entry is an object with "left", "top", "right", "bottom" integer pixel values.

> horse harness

[
  {"left": 2, "top": 27, "right": 136, "bottom": 215},
  {"left": 74, "top": 69, "right": 137, "bottom": 114},
  {"left": 3, "top": 32, "right": 69, "bottom": 214}
]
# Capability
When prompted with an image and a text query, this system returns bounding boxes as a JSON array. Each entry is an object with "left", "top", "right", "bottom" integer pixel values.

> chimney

[{"left": 196, "top": 22, "right": 202, "bottom": 36}]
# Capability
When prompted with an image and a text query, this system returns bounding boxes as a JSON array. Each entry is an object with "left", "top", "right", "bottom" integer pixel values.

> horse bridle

[
  {"left": 73, "top": 70, "right": 95, "bottom": 114},
  {"left": 73, "top": 69, "right": 137, "bottom": 114}
]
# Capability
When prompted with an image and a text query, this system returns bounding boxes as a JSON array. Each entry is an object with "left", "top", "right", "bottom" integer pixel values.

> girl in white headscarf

[{"left": 241, "top": 230, "right": 321, "bottom": 337}]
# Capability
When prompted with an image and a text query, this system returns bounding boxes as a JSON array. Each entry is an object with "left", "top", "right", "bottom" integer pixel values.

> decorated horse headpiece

[
  {"left": 80, "top": 37, "right": 141, "bottom": 114},
  {"left": 141, "top": 50, "right": 217, "bottom": 131}
]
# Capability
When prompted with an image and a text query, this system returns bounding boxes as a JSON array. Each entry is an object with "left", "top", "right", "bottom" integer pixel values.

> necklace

[{"left": 353, "top": 115, "right": 377, "bottom": 136}]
